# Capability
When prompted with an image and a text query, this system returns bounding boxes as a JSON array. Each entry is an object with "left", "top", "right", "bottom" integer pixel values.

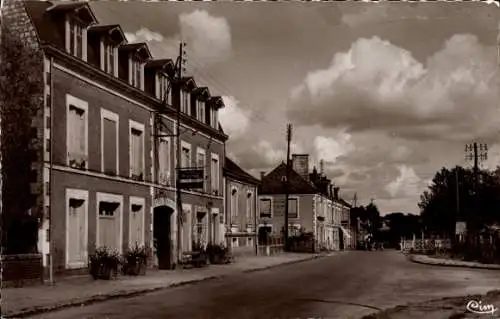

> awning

[{"left": 340, "top": 225, "right": 352, "bottom": 239}]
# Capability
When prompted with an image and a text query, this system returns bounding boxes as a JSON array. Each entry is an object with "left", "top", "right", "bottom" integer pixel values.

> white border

[
  {"left": 158, "top": 132, "right": 171, "bottom": 185},
  {"left": 211, "top": 153, "right": 220, "bottom": 194},
  {"left": 129, "top": 196, "right": 146, "bottom": 248},
  {"left": 100, "top": 108, "right": 120, "bottom": 175},
  {"left": 54, "top": 63, "right": 224, "bottom": 144},
  {"left": 100, "top": 40, "right": 119, "bottom": 77},
  {"left": 129, "top": 120, "right": 145, "bottom": 179},
  {"left": 196, "top": 147, "right": 206, "bottom": 190},
  {"left": 181, "top": 203, "right": 192, "bottom": 252},
  {"left": 258, "top": 196, "right": 273, "bottom": 218},
  {"left": 246, "top": 190, "right": 253, "bottom": 220},
  {"left": 96, "top": 192, "right": 124, "bottom": 254},
  {"left": 196, "top": 100, "right": 205, "bottom": 123},
  {"left": 128, "top": 58, "right": 144, "bottom": 90},
  {"left": 288, "top": 196, "right": 300, "bottom": 219},
  {"left": 180, "top": 140, "right": 192, "bottom": 168},
  {"left": 65, "top": 188, "right": 89, "bottom": 269},
  {"left": 66, "top": 94, "right": 89, "bottom": 169},
  {"left": 65, "top": 18, "right": 87, "bottom": 61},
  {"left": 230, "top": 185, "right": 238, "bottom": 221},
  {"left": 181, "top": 90, "right": 191, "bottom": 115}
]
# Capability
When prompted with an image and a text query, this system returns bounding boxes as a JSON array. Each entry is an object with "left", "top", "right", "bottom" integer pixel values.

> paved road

[{"left": 30, "top": 251, "right": 500, "bottom": 319}]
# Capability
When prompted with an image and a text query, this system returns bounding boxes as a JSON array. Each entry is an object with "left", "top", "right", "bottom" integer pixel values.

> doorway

[{"left": 153, "top": 206, "right": 173, "bottom": 269}]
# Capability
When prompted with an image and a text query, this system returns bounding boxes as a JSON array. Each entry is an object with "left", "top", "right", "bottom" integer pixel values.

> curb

[
  {"left": 359, "top": 289, "right": 500, "bottom": 319},
  {"left": 409, "top": 254, "right": 500, "bottom": 270},
  {"left": 4, "top": 254, "right": 331, "bottom": 318}
]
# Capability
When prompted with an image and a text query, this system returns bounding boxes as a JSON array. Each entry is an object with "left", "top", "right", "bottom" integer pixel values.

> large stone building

[
  {"left": 258, "top": 154, "right": 353, "bottom": 251},
  {"left": 9, "top": 1, "right": 228, "bottom": 274}
]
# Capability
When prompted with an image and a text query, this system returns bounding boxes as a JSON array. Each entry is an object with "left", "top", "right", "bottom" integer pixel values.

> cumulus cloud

[
  {"left": 341, "top": 6, "right": 388, "bottom": 27},
  {"left": 385, "top": 165, "right": 424, "bottom": 198},
  {"left": 288, "top": 34, "right": 500, "bottom": 142},
  {"left": 124, "top": 10, "right": 232, "bottom": 68},
  {"left": 313, "top": 131, "right": 355, "bottom": 164},
  {"left": 219, "top": 96, "right": 251, "bottom": 139}
]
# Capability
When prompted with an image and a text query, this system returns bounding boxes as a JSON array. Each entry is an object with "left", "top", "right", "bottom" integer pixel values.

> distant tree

[
  {"left": 418, "top": 166, "right": 500, "bottom": 238},
  {"left": 0, "top": 25, "right": 44, "bottom": 254},
  {"left": 381, "top": 212, "right": 423, "bottom": 246}
]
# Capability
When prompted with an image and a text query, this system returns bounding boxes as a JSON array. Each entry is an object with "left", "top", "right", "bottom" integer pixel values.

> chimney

[
  {"left": 260, "top": 171, "right": 266, "bottom": 180},
  {"left": 334, "top": 187, "right": 340, "bottom": 200},
  {"left": 292, "top": 154, "right": 309, "bottom": 180}
]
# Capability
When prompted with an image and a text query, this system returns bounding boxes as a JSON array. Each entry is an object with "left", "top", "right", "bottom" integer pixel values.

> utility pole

[
  {"left": 175, "top": 42, "right": 186, "bottom": 266},
  {"left": 465, "top": 142, "right": 488, "bottom": 244},
  {"left": 283, "top": 123, "right": 292, "bottom": 252}
]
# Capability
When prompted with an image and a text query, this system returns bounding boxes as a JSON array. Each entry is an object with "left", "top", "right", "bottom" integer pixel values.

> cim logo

[{"left": 466, "top": 300, "right": 498, "bottom": 315}]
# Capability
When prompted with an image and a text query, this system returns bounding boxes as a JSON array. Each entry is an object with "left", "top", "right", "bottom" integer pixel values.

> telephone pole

[
  {"left": 465, "top": 142, "right": 488, "bottom": 241},
  {"left": 175, "top": 42, "right": 186, "bottom": 266},
  {"left": 283, "top": 123, "right": 292, "bottom": 252}
]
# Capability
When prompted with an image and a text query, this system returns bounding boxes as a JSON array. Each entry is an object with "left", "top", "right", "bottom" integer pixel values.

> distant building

[
  {"left": 258, "top": 154, "right": 353, "bottom": 251},
  {"left": 223, "top": 157, "right": 260, "bottom": 256}
]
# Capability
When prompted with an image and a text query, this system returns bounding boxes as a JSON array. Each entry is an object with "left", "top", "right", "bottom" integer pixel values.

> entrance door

[
  {"left": 153, "top": 206, "right": 173, "bottom": 269},
  {"left": 339, "top": 228, "right": 345, "bottom": 250}
]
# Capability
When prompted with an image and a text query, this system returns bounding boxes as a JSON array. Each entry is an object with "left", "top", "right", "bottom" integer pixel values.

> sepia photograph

[{"left": 0, "top": 0, "right": 499, "bottom": 318}]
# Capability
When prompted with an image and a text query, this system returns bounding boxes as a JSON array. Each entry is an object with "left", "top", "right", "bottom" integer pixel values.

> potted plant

[
  {"left": 122, "top": 244, "right": 149, "bottom": 276},
  {"left": 89, "top": 246, "right": 121, "bottom": 280}
]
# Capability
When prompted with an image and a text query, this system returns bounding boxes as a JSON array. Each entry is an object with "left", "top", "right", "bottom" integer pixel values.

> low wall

[{"left": 1, "top": 254, "right": 43, "bottom": 288}]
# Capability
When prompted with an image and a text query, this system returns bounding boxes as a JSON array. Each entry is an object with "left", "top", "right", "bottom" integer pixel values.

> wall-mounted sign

[
  {"left": 178, "top": 167, "right": 204, "bottom": 189},
  {"left": 455, "top": 221, "right": 467, "bottom": 235}
]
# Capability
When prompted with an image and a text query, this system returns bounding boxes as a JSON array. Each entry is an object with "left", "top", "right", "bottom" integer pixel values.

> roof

[
  {"left": 88, "top": 24, "right": 126, "bottom": 45},
  {"left": 224, "top": 157, "right": 260, "bottom": 186},
  {"left": 208, "top": 96, "right": 225, "bottom": 109},
  {"left": 119, "top": 43, "right": 152, "bottom": 60},
  {"left": 260, "top": 163, "right": 318, "bottom": 195}
]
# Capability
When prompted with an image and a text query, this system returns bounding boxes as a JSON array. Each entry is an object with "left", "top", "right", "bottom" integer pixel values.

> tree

[
  {"left": 418, "top": 165, "right": 500, "bottom": 238},
  {"left": 0, "top": 25, "right": 44, "bottom": 254}
]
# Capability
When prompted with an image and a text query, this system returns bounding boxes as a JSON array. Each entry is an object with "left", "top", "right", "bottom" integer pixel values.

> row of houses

[{"left": 3, "top": 1, "right": 355, "bottom": 276}]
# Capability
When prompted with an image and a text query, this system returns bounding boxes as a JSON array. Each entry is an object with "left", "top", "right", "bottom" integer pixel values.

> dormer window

[
  {"left": 102, "top": 42, "right": 117, "bottom": 76},
  {"left": 196, "top": 100, "right": 205, "bottom": 123},
  {"left": 130, "top": 60, "right": 143, "bottom": 89},
  {"left": 210, "top": 108, "right": 218, "bottom": 129},
  {"left": 181, "top": 90, "right": 190, "bottom": 115},
  {"left": 66, "top": 18, "right": 86, "bottom": 60},
  {"left": 157, "top": 74, "right": 172, "bottom": 105}
]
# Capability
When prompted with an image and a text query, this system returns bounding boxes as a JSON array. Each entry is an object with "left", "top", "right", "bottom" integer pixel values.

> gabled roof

[
  {"left": 181, "top": 76, "right": 197, "bottom": 91},
  {"left": 193, "top": 87, "right": 211, "bottom": 100},
  {"left": 208, "top": 96, "right": 225, "bottom": 109},
  {"left": 144, "top": 59, "right": 176, "bottom": 77},
  {"left": 47, "top": 2, "right": 97, "bottom": 25},
  {"left": 260, "top": 163, "right": 318, "bottom": 195},
  {"left": 119, "top": 43, "right": 152, "bottom": 61},
  {"left": 224, "top": 157, "right": 260, "bottom": 186},
  {"left": 88, "top": 24, "right": 127, "bottom": 45}
]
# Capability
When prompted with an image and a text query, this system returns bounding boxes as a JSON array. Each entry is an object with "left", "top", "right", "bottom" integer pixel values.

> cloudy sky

[{"left": 90, "top": 1, "right": 500, "bottom": 215}]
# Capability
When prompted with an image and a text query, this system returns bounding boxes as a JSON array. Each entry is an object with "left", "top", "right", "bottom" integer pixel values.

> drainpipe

[{"left": 48, "top": 56, "right": 54, "bottom": 285}]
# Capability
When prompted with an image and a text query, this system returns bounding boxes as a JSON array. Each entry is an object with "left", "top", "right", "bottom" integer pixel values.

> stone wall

[{"left": 1, "top": 254, "right": 44, "bottom": 287}]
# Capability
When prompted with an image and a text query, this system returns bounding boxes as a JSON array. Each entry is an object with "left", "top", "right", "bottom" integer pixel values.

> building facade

[
  {"left": 258, "top": 154, "right": 353, "bottom": 251},
  {"left": 14, "top": 1, "right": 228, "bottom": 273},
  {"left": 223, "top": 157, "right": 260, "bottom": 256}
]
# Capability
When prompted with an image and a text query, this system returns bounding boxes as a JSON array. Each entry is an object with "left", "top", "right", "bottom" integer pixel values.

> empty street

[{"left": 29, "top": 251, "right": 500, "bottom": 319}]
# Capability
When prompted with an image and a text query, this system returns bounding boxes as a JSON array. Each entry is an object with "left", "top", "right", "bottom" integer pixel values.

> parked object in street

[{"left": 89, "top": 247, "right": 121, "bottom": 280}]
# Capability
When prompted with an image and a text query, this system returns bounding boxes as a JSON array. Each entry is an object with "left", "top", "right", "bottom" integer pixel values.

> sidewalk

[
  {"left": 2, "top": 252, "right": 334, "bottom": 318},
  {"left": 361, "top": 289, "right": 500, "bottom": 319},
  {"left": 409, "top": 254, "right": 500, "bottom": 270}
]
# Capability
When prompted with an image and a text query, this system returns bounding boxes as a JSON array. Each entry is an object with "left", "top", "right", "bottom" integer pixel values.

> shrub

[
  {"left": 122, "top": 244, "right": 149, "bottom": 276},
  {"left": 89, "top": 246, "right": 121, "bottom": 280}
]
